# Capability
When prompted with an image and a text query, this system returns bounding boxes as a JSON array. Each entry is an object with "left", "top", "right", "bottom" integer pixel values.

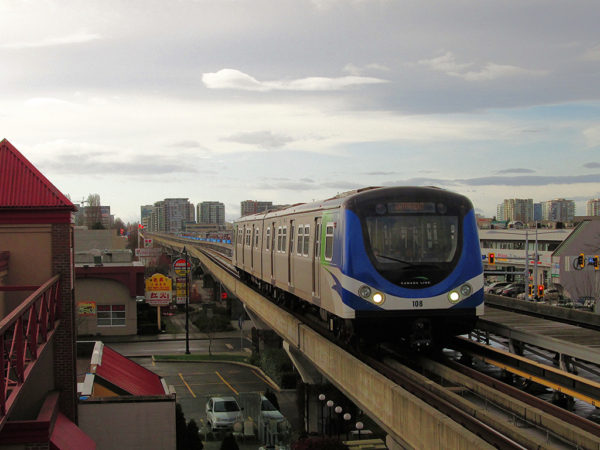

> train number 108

[{"left": 412, "top": 300, "right": 423, "bottom": 308}]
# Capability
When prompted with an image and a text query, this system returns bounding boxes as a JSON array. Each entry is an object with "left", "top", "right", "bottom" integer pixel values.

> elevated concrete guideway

[{"left": 151, "top": 234, "right": 492, "bottom": 449}]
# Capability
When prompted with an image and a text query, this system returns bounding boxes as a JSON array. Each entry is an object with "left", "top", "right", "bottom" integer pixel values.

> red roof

[
  {"left": 50, "top": 413, "right": 95, "bottom": 450},
  {"left": 95, "top": 346, "right": 166, "bottom": 396},
  {"left": 0, "top": 139, "right": 75, "bottom": 210}
]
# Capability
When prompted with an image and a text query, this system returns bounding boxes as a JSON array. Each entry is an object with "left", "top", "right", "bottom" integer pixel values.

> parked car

[
  {"left": 206, "top": 396, "right": 243, "bottom": 431},
  {"left": 500, "top": 283, "right": 526, "bottom": 298},
  {"left": 484, "top": 281, "right": 511, "bottom": 294},
  {"left": 260, "top": 395, "right": 285, "bottom": 423}
]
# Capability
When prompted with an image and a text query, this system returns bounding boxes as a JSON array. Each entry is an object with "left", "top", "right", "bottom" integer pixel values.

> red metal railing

[{"left": 0, "top": 275, "right": 61, "bottom": 427}]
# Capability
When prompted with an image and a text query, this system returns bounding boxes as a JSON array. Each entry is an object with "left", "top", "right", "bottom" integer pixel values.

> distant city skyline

[{"left": 1, "top": 1, "right": 598, "bottom": 223}]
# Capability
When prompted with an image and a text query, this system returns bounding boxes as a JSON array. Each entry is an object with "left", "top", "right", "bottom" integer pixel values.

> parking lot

[{"left": 131, "top": 357, "right": 300, "bottom": 448}]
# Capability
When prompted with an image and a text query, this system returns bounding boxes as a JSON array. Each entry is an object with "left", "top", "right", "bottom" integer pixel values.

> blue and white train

[{"left": 233, "top": 186, "right": 484, "bottom": 349}]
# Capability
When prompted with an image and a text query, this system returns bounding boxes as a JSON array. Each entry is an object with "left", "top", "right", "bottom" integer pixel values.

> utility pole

[{"left": 184, "top": 246, "right": 190, "bottom": 354}]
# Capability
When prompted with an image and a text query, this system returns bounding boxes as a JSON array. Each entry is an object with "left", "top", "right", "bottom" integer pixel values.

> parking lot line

[
  {"left": 179, "top": 373, "right": 196, "bottom": 398},
  {"left": 215, "top": 371, "right": 239, "bottom": 395}
]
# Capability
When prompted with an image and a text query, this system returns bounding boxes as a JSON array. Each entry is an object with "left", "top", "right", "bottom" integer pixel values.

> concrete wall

[
  {"left": 78, "top": 400, "right": 175, "bottom": 450},
  {"left": 75, "top": 278, "right": 137, "bottom": 336},
  {"left": 0, "top": 224, "right": 52, "bottom": 317},
  {"left": 7, "top": 339, "right": 55, "bottom": 421},
  {"left": 74, "top": 228, "right": 127, "bottom": 252}
]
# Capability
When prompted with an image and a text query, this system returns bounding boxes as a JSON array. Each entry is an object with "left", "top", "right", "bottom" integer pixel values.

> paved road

[{"left": 107, "top": 337, "right": 250, "bottom": 356}]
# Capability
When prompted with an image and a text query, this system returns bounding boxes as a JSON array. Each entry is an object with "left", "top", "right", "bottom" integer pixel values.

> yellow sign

[
  {"left": 77, "top": 301, "right": 97, "bottom": 316},
  {"left": 145, "top": 273, "right": 173, "bottom": 306}
]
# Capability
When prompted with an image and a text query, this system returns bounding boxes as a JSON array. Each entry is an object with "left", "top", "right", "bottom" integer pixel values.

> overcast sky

[{"left": 2, "top": 0, "right": 599, "bottom": 222}]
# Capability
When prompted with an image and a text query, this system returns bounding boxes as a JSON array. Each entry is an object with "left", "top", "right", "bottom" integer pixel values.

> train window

[
  {"left": 245, "top": 229, "right": 251, "bottom": 246},
  {"left": 303, "top": 225, "right": 310, "bottom": 256},
  {"left": 255, "top": 229, "right": 260, "bottom": 248},
  {"left": 277, "top": 227, "right": 282, "bottom": 252},
  {"left": 266, "top": 228, "right": 271, "bottom": 250},
  {"left": 325, "top": 224, "right": 334, "bottom": 260},
  {"left": 282, "top": 227, "right": 287, "bottom": 254},
  {"left": 297, "top": 225, "right": 304, "bottom": 255}
]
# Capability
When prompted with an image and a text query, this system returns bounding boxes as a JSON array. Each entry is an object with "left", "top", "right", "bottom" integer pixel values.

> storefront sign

[
  {"left": 145, "top": 273, "right": 172, "bottom": 306},
  {"left": 77, "top": 301, "right": 97, "bottom": 316}
]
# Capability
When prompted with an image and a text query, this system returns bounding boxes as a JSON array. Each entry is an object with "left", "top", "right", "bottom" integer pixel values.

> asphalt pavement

[{"left": 103, "top": 313, "right": 299, "bottom": 449}]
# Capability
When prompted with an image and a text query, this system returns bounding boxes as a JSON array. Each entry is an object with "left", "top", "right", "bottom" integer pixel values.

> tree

[
  {"left": 219, "top": 433, "right": 239, "bottom": 450},
  {"left": 186, "top": 420, "right": 204, "bottom": 450},
  {"left": 86, "top": 193, "right": 103, "bottom": 229}
]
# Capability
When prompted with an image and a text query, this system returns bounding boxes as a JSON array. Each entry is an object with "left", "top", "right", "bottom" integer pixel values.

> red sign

[{"left": 173, "top": 258, "right": 191, "bottom": 276}]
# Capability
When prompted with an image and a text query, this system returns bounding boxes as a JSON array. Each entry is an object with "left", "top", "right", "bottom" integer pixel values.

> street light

[
  {"left": 343, "top": 413, "right": 351, "bottom": 441},
  {"left": 355, "top": 421, "right": 364, "bottom": 440},
  {"left": 334, "top": 406, "right": 342, "bottom": 439},
  {"left": 326, "top": 400, "right": 334, "bottom": 437},
  {"left": 184, "top": 246, "right": 190, "bottom": 355},
  {"left": 318, "top": 394, "right": 326, "bottom": 436}
]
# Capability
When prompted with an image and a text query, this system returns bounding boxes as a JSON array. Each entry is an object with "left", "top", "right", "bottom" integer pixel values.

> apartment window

[
  {"left": 97, "top": 305, "right": 126, "bottom": 326},
  {"left": 325, "top": 224, "right": 334, "bottom": 260}
]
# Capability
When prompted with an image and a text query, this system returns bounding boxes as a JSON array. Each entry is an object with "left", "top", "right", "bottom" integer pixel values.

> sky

[{"left": 1, "top": 0, "right": 599, "bottom": 223}]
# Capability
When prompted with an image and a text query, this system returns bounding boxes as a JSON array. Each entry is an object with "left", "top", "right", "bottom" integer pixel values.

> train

[{"left": 232, "top": 186, "right": 484, "bottom": 350}]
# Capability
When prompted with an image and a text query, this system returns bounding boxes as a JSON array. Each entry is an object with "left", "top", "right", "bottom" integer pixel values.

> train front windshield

[{"left": 357, "top": 197, "right": 464, "bottom": 287}]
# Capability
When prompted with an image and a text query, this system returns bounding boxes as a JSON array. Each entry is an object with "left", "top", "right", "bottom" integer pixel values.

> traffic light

[
  {"left": 537, "top": 285, "right": 544, "bottom": 298},
  {"left": 528, "top": 285, "right": 534, "bottom": 296},
  {"left": 488, "top": 253, "right": 495, "bottom": 265},
  {"left": 577, "top": 253, "right": 585, "bottom": 269},
  {"left": 594, "top": 256, "right": 599, "bottom": 270}
]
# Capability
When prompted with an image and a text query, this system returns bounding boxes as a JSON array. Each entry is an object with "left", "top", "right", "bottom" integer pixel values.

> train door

[
  {"left": 250, "top": 225, "right": 255, "bottom": 270},
  {"left": 270, "top": 221, "right": 275, "bottom": 280},
  {"left": 288, "top": 219, "right": 294, "bottom": 286},
  {"left": 313, "top": 218, "right": 321, "bottom": 298}
]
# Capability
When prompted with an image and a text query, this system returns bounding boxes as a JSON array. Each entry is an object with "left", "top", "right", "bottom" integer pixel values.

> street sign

[{"left": 173, "top": 258, "right": 191, "bottom": 276}]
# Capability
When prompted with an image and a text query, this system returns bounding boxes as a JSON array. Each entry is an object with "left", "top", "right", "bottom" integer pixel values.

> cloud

[
  {"left": 222, "top": 131, "right": 295, "bottom": 149},
  {"left": 416, "top": 52, "right": 547, "bottom": 81},
  {"left": 582, "top": 44, "right": 600, "bottom": 61},
  {"left": 202, "top": 69, "right": 388, "bottom": 91},
  {"left": 2, "top": 32, "right": 101, "bottom": 49},
  {"left": 343, "top": 63, "right": 390, "bottom": 76},
  {"left": 583, "top": 162, "right": 600, "bottom": 169},
  {"left": 168, "top": 140, "right": 203, "bottom": 148},
  {"left": 458, "top": 174, "right": 600, "bottom": 186},
  {"left": 495, "top": 168, "right": 536, "bottom": 174}
]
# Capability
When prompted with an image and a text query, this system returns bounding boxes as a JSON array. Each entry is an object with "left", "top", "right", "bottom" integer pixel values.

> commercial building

[
  {"left": 77, "top": 342, "right": 175, "bottom": 449},
  {"left": 0, "top": 139, "right": 90, "bottom": 446},
  {"left": 74, "top": 229, "right": 144, "bottom": 337},
  {"left": 481, "top": 218, "right": 600, "bottom": 304},
  {"left": 76, "top": 205, "right": 113, "bottom": 229},
  {"left": 197, "top": 201, "right": 225, "bottom": 225}
]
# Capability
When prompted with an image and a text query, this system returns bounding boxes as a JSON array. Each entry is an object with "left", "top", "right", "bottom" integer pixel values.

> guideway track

[{"left": 453, "top": 336, "right": 600, "bottom": 409}]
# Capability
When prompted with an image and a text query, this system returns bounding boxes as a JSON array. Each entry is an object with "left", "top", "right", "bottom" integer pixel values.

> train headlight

[
  {"left": 448, "top": 291, "right": 460, "bottom": 303},
  {"left": 460, "top": 284, "right": 472, "bottom": 297},
  {"left": 358, "top": 285, "right": 372, "bottom": 299},
  {"left": 372, "top": 292, "right": 385, "bottom": 304}
]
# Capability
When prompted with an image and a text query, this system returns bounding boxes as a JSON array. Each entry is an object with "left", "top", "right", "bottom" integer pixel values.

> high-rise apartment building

[
  {"left": 502, "top": 198, "right": 533, "bottom": 223},
  {"left": 587, "top": 199, "right": 600, "bottom": 216},
  {"left": 496, "top": 203, "right": 505, "bottom": 221},
  {"left": 542, "top": 198, "right": 575, "bottom": 223},
  {"left": 197, "top": 201, "right": 225, "bottom": 225},
  {"left": 240, "top": 200, "right": 273, "bottom": 217},
  {"left": 164, "top": 198, "right": 194, "bottom": 233}
]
